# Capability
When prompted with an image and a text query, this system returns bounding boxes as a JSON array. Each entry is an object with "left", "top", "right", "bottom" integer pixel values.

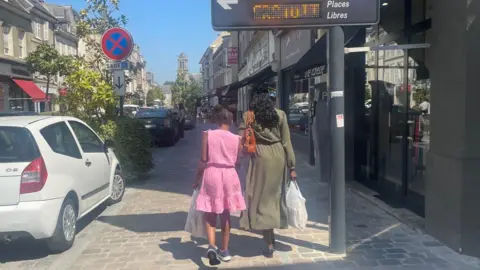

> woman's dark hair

[
  {"left": 250, "top": 87, "right": 279, "bottom": 126},
  {"left": 212, "top": 104, "right": 232, "bottom": 125}
]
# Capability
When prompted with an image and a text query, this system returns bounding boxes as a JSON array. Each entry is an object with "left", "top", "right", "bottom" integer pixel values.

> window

[
  {"left": 68, "top": 121, "right": 104, "bottom": 153},
  {"left": 40, "top": 122, "right": 82, "bottom": 159},
  {"left": 18, "top": 30, "right": 25, "bottom": 58},
  {"left": 43, "top": 21, "right": 49, "bottom": 41},
  {"left": 0, "top": 127, "right": 40, "bottom": 163},
  {"left": 2, "top": 26, "right": 11, "bottom": 55},
  {"left": 34, "top": 19, "right": 42, "bottom": 39}
]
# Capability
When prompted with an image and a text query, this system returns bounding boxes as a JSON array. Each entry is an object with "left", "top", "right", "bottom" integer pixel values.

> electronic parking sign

[{"left": 212, "top": 0, "right": 379, "bottom": 30}]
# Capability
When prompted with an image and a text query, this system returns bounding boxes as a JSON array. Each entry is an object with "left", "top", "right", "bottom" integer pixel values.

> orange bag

[{"left": 244, "top": 111, "right": 256, "bottom": 153}]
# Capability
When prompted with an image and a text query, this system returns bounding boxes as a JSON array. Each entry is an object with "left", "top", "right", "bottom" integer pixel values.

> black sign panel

[{"left": 212, "top": 0, "right": 379, "bottom": 31}]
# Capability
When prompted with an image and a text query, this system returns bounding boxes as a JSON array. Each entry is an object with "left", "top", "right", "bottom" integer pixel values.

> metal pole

[
  {"left": 119, "top": 96, "right": 124, "bottom": 117},
  {"left": 328, "top": 26, "right": 346, "bottom": 254},
  {"left": 308, "top": 81, "right": 315, "bottom": 165}
]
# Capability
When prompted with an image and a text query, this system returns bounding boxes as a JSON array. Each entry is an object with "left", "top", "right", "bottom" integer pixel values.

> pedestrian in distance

[
  {"left": 193, "top": 104, "right": 246, "bottom": 266},
  {"left": 178, "top": 103, "right": 186, "bottom": 138},
  {"left": 239, "top": 87, "right": 297, "bottom": 258}
]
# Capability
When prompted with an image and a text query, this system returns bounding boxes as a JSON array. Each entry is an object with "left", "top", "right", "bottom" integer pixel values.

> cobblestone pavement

[{"left": 1, "top": 123, "right": 480, "bottom": 270}]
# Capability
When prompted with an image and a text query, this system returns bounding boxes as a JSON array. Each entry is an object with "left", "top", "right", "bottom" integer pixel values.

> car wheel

[
  {"left": 107, "top": 169, "right": 125, "bottom": 205},
  {"left": 46, "top": 198, "right": 77, "bottom": 253}
]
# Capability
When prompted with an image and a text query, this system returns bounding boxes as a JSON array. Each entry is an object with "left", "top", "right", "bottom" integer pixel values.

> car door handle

[{"left": 85, "top": 159, "right": 92, "bottom": 167}]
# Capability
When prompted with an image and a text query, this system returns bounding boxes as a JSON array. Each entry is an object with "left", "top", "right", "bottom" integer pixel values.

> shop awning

[
  {"left": 292, "top": 27, "right": 363, "bottom": 79},
  {"left": 293, "top": 35, "right": 327, "bottom": 76},
  {"left": 12, "top": 79, "right": 46, "bottom": 101}
]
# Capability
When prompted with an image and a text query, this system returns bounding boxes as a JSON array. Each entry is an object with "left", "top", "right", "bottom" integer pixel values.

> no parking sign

[{"left": 101, "top": 27, "right": 134, "bottom": 61}]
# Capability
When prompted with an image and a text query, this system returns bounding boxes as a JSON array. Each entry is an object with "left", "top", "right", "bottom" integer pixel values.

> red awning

[{"left": 12, "top": 79, "right": 46, "bottom": 101}]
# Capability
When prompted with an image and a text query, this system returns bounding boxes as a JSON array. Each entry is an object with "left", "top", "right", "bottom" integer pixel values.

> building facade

[
  {"left": 0, "top": 0, "right": 57, "bottom": 113},
  {"left": 236, "top": 30, "right": 276, "bottom": 120},
  {"left": 199, "top": 32, "right": 230, "bottom": 107}
]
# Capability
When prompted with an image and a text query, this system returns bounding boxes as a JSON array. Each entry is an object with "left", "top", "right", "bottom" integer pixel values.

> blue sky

[{"left": 48, "top": 0, "right": 218, "bottom": 84}]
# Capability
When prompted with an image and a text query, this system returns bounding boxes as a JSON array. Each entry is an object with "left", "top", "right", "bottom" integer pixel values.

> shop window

[
  {"left": 33, "top": 18, "right": 43, "bottom": 40},
  {"left": 43, "top": 21, "right": 49, "bottom": 41},
  {"left": 18, "top": 30, "right": 26, "bottom": 58}
]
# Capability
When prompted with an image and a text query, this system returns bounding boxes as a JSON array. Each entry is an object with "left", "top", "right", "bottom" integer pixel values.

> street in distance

[{"left": 212, "top": 0, "right": 379, "bottom": 30}]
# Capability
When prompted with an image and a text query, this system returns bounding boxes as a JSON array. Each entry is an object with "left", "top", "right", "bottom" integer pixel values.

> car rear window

[
  {"left": 0, "top": 127, "right": 40, "bottom": 163},
  {"left": 135, "top": 109, "right": 168, "bottom": 118}
]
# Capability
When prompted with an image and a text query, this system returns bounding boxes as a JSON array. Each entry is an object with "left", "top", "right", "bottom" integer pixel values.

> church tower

[{"left": 177, "top": 52, "right": 189, "bottom": 73}]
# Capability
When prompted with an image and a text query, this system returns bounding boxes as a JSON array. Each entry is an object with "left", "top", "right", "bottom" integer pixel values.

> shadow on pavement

[
  {"left": 97, "top": 211, "right": 331, "bottom": 255},
  {"left": 159, "top": 235, "right": 293, "bottom": 269},
  {"left": 0, "top": 202, "right": 109, "bottom": 263},
  {"left": 0, "top": 240, "right": 50, "bottom": 263}
]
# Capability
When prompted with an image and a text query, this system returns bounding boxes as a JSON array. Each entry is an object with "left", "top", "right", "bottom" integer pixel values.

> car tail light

[
  {"left": 20, "top": 157, "right": 48, "bottom": 194},
  {"left": 163, "top": 119, "right": 170, "bottom": 127}
]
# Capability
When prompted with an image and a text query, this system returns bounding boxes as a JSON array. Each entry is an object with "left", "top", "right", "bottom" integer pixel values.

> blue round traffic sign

[{"left": 101, "top": 27, "right": 134, "bottom": 61}]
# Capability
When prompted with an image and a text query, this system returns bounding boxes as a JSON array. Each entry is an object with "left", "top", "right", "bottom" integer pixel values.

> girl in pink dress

[{"left": 194, "top": 105, "right": 246, "bottom": 266}]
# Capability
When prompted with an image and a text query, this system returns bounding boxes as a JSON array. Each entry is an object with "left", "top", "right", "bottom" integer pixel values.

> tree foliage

[
  {"left": 146, "top": 87, "right": 165, "bottom": 106},
  {"left": 171, "top": 70, "right": 201, "bottom": 111},
  {"left": 26, "top": 43, "right": 75, "bottom": 98},
  {"left": 60, "top": 59, "right": 116, "bottom": 126},
  {"left": 413, "top": 79, "right": 431, "bottom": 108}
]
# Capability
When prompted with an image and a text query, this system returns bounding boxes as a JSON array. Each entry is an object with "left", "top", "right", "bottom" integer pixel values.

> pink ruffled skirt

[{"left": 196, "top": 166, "right": 246, "bottom": 214}]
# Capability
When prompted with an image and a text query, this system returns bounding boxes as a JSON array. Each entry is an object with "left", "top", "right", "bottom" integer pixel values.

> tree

[
  {"left": 171, "top": 70, "right": 201, "bottom": 111},
  {"left": 413, "top": 79, "right": 431, "bottom": 109},
  {"left": 146, "top": 87, "right": 165, "bottom": 106},
  {"left": 26, "top": 43, "right": 74, "bottom": 109},
  {"left": 60, "top": 59, "right": 116, "bottom": 126},
  {"left": 163, "top": 81, "right": 174, "bottom": 85}
]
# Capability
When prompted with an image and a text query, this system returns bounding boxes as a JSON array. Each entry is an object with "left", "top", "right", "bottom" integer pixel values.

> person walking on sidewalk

[
  {"left": 194, "top": 105, "right": 246, "bottom": 266},
  {"left": 178, "top": 103, "right": 186, "bottom": 138},
  {"left": 239, "top": 88, "right": 297, "bottom": 258}
]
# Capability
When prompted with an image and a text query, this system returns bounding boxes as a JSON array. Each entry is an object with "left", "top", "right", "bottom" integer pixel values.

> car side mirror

[{"left": 104, "top": 139, "right": 115, "bottom": 151}]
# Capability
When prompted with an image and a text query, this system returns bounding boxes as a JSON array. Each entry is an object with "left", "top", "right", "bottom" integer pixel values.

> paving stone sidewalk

[{"left": 2, "top": 124, "right": 480, "bottom": 270}]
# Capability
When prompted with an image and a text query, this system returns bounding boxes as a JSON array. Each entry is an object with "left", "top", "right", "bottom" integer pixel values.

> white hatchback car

[{"left": 0, "top": 116, "right": 125, "bottom": 253}]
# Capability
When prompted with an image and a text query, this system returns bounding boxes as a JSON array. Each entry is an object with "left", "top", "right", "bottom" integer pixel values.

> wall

[{"left": 279, "top": 30, "right": 312, "bottom": 70}]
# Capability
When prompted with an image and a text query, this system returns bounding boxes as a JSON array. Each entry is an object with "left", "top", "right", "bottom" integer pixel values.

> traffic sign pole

[
  {"left": 328, "top": 26, "right": 346, "bottom": 254},
  {"left": 101, "top": 27, "right": 134, "bottom": 118}
]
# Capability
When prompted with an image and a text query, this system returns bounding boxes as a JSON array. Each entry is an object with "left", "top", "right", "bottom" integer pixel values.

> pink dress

[{"left": 196, "top": 129, "right": 246, "bottom": 214}]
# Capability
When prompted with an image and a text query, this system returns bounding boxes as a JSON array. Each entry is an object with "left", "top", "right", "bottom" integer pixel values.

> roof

[
  {"left": 0, "top": 115, "right": 77, "bottom": 127},
  {"left": 179, "top": 52, "right": 187, "bottom": 58}
]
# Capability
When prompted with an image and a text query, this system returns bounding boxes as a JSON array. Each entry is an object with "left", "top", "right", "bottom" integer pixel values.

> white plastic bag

[
  {"left": 286, "top": 181, "right": 308, "bottom": 230},
  {"left": 185, "top": 189, "right": 207, "bottom": 238}
]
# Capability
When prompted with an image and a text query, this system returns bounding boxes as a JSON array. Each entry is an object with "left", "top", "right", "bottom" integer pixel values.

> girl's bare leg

[
  {"left": 205, "top": 213, "right": 217, "bottom": 248},
  {"left": 219, "top": 210, "right": 231, "bottom": 251}
]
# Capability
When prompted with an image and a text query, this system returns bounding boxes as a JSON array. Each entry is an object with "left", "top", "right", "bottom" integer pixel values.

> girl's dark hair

[
  {"left": 250, "top": 87, "right": 279, "bottom": 126},
  {"left": 212, "top": 104, "right": 232, "bottom": 125}
]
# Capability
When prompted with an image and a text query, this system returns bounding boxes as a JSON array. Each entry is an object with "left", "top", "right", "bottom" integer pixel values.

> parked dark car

[
  {"left": 135, "top": 108, "right": 180, "bottom": 146},
  {"left": 0, "top": 111, "right": 39, "bottom": 117}
]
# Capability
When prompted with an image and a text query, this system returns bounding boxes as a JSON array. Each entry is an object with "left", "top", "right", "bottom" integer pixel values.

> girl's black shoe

[
  {"left": 206, "top": 246, "right": 221, "bottom": 266},
  {"left": 263, "top": 247, "right": 275, "bottom": 258}
]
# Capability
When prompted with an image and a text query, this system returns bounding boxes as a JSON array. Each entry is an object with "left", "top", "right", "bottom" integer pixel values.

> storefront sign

[
  {"left": 280, "top": 30, "right": 311, "bottom": 69},
  {"left": 227, "top": 47, "right": 238, "bottom": 65},
  {"left": 304, "top": 65, "right": 326, "bottom": 79},
  {"left": 295, "top": 65, "right": 327, "bottom": 80}
]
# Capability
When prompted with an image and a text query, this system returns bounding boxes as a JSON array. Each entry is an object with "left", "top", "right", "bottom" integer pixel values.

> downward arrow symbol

[
  {"left": 217, "top": 0, "right": 238, "bottom": 10},
  {"left": 114, "top": 76, "right": 123, "bottom": 89}
]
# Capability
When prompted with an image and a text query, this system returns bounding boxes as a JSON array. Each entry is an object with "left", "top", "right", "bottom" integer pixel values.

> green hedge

[{"left": 98, "top": 118, "right": 154, "bottom": 182}]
